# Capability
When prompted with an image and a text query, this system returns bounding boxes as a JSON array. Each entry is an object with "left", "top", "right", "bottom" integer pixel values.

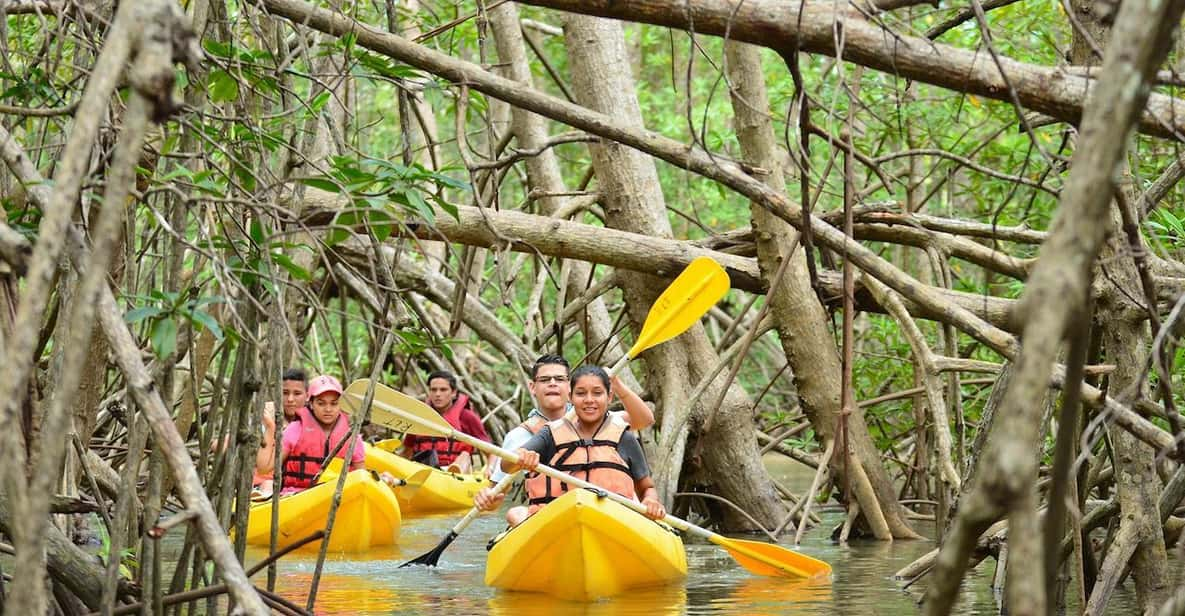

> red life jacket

[
  {"left": 409, "top": 393, "right": 476, "bottom": 466},
  {"left": 281, "top": 406, "right": 355, "bottom": 491},
  {"left": 525, "top": 411, "right": 637, "bottom": 514}
]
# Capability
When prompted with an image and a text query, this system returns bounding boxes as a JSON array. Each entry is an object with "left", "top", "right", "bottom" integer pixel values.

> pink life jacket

[{"left": 281, "top": 406, "right": 355, "bottom": 491}]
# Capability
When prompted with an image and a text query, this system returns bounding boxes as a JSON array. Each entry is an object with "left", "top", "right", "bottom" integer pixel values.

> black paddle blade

[{"left": 399, "top": 531, "right": 459, "bottom": 568}]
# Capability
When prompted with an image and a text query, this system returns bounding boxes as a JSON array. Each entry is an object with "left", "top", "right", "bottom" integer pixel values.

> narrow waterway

[{"left": 234, "top": 456, "right": 1140, "bottom": 614}]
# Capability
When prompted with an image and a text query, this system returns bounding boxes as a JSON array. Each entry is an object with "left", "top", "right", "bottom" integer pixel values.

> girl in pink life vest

[{"left": 277, "top": 375, "right": 366, "bottom": 495}]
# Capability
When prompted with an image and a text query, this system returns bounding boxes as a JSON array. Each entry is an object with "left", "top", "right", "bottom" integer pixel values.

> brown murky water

[{"left": 230, "top": 456, "right": 1140, "bottom": 614}]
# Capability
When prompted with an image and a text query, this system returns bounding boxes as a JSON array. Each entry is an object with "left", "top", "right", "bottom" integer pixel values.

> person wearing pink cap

[{"left": 277, "top": 374, "right": 367, "bottom": 494}]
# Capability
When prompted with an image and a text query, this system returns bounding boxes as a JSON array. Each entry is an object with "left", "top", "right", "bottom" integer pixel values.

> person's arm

[
  {"left": 498, "top": 428, "right": 554, "bottom": 474},
  {"left": 276, "top": 422, "right": 301, "bottom": 471},
  {"left": 348, "top": 435, "right": 366, "bottom": 471},
  {"left": 610, "top": 375, "right": 654, "bottom": 431},
  {"left": 255, "top": 402, "right": 278, "bottom": 475},
  {"left": 399, "top": 434, "right": 418, "bottom": 459},
  {"left": 634, "top": 476, "right": 665, "bottom": 520},
  {"left": 475, "top": 427, "right": 550, "bottom": 511},
  {"left": 618, "top": 431, "right": 664, "bottom": 519},
  {"left": 487, "top": 427, "right": 531, "bottom": 481}
]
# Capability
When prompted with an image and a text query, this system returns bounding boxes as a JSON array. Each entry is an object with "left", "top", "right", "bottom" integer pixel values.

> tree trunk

[
  {"left": 563, "top": 15, "right": 785, "bottom": 529},
  {"left": 487, "top": 2, "right": 639, "bottom": 390},
  {"left": 1066, "top": 1, "right": 1171, "bottom": 610},
  {"left": 724, "top": 40, "right": 918, "bottom": 539},
  {"left": 921, "top": 0, "right": 1185, "bottom": 610}
]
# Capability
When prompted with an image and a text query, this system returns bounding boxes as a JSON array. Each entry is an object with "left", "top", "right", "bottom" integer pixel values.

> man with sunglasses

[{"left": 475, "top": 354, "right": 654, "bottom": 525}]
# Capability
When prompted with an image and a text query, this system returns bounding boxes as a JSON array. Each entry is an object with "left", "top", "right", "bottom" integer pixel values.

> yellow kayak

[
  {"left": 485, "top": 488, "right": 687, "bottom": 601},
  {"left": 364, "top": 441, "right": 488, "bottom": 514},
  {"left": 244, "top": 469, "right": 402, "bottom": 552}
]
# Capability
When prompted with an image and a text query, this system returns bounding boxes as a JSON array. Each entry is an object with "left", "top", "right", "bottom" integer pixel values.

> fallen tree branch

[{"left": 302, "top": 193, "right": 1024, "bottom": 330}]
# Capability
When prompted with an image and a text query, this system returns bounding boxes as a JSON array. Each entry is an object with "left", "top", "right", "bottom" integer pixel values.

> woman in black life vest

[{"left": 494, "top": 365, "right": 665, "bottom": 525}]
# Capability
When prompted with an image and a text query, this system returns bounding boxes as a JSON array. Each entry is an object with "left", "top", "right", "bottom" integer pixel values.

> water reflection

[
  {"left": 182, "top": 455, "right": 1143, "bottom": 614},
  {"left": 487, "top": 585, "right": 687, "bottom": 616},
  {"left": 274, "top": 572, "right": 401, "bottom": 615},
  {"left": 722, "top": 577, "right": 833, "bottom": 615}
]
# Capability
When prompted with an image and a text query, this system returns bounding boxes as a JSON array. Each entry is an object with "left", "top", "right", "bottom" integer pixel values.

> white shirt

[{"left": 489, "top": 407, "right": 555, "bottom": 482}]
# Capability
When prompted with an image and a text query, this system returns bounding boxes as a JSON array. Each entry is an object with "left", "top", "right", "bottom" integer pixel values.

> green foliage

[
  {"left": 301, "top": 156, "right": 468, "bottom": 245},
  {"left": 124, "top": 291, "right": 227, "bottom": 358},
  {"left": 1147, "top": 209, "right": 1185, "bottom": 250},
  {"left": 93, "top": 518, "right": 138, "bottom": 580}
]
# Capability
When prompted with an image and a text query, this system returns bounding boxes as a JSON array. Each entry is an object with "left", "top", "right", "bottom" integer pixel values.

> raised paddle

[
  {"left": 346, "top": 380, "right": 832, "bottom": 579},
  {"left": 399, "top": 470, "right": 522, "bottom": 568},
  {"left": 607, "top": 256, "right": 730, "bottom": 376}
]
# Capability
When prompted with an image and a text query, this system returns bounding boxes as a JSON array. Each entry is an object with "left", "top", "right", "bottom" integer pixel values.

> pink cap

[{"left": 307, "top": 375, "right": 343, "bottom": 399}]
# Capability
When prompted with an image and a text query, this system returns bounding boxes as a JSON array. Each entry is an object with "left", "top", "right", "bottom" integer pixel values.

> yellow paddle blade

[
  {"left": 710, "top": 535, "right": 832, "bottom": 579},
  {"left": 342, "top": 379, "right": 451, "bottom": 437},
  {"left": 627, "top": 256, "right": 730, "bottom": 359},
  {"left": 396, "top": 468, "right": 434, "bottom": 501},
  {"left": 317, "top": 457, "right": 345, "bottom": 484},
  {"left": 374, "top": 438, "right": 402, "bottom": 453}
]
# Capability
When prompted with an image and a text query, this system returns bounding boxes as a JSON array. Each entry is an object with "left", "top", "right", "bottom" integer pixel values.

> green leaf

[
  {"left": 192, "top": 295, "right": 227, "bottom": 309},
  {"left": 208, "top": 69, "right": 239, "bottom": 104},
  {"left": 125, "top": 306, "right": 164, "bottom": 323},
  {"left": 232, "top": 162, "right": 257, "bottom": 191},
  {"left": 309, "top": 90, "right": 332, "bottom": 114},
  {"left": 204, "top": 40, "right": 235, "bottom": 59},
  {"left": 187, "top": 309, "right": 224, "bottom": 340},
  {"left": 300, "top": 177, "right": 343, "bottom": 193},
  {"left": 272, "top": 252, "right": 311, "bottom": 280},
  {"left": 326, "top": 211, "right": 358, "bottom": 246},
  {"left": 150, "top": 317, "right": 178, "bottom": 359},
  {"left": 249, "top": 220, "right": 266, "bottom": 244}
]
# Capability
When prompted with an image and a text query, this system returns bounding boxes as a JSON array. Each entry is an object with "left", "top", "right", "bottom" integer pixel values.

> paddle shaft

[
  {"left": 607, "top": 353, "right": 630, "bottom": 377},
  {"left": 420, "top": 416, "right": 715, "bottom": 541},
  {"left": 448, "top": 471, "right": 519, "bottom": 535}
]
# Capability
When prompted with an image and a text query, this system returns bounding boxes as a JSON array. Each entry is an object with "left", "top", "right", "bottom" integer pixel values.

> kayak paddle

[
  {"left": 346, "top": 380, "right": 832, "bottom": 579},
  {"left": 608, "top": 256, "right": 730, "bottom": 376},
  {"left": 342, "top": 378, "right": 460, "bottom": 435},
  {"left": 399, "top": 470, "right": 522, "bottom": 568}
]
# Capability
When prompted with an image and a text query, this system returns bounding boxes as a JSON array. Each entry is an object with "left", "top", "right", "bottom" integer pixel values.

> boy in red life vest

[
  {"left": 475, "top": 362, "right": 658, "bottom": 527},
  {"left": 400, "top": 370, "right": 491, "bottom": 473},
  {"left": 253, "top": 368, "right": 308, "bottom": 498},
  {"left": 277, "top": 375, "right": 367, "bottom": 495}
]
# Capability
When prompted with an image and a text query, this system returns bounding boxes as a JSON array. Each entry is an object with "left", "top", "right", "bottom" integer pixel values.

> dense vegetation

[{"left": 0, "top": 0, "right": 1183, "bottom": 614}]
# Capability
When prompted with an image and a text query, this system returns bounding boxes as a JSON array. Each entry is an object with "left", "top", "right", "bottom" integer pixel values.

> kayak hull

[
  {"left": 365, "top": 442, "right": 488, "bottom": 514},
  {"left": 244, "top": 469, "right": 401, "bottom": 552},
  {"left": 485, "top": 488, "right": 687, "bottom": 601}
]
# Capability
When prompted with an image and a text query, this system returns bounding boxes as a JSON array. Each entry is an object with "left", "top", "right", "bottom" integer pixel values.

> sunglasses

[{"left": 533, "top": 375, "right": 569, "bottom": 384}]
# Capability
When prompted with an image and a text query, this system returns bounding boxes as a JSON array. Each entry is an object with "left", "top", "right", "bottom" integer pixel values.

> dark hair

[
  {"left": 282, "top": 368, "right": 307, "bottom": 384},
  {"left": 569, "top": 365, "right": 610, "bottom": 391},
  {"left": 530, "top": 354, "right": 570, "bottom": 378},
  {"left": 427, "top": 370, "right": 457, "bottom": 390}
]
